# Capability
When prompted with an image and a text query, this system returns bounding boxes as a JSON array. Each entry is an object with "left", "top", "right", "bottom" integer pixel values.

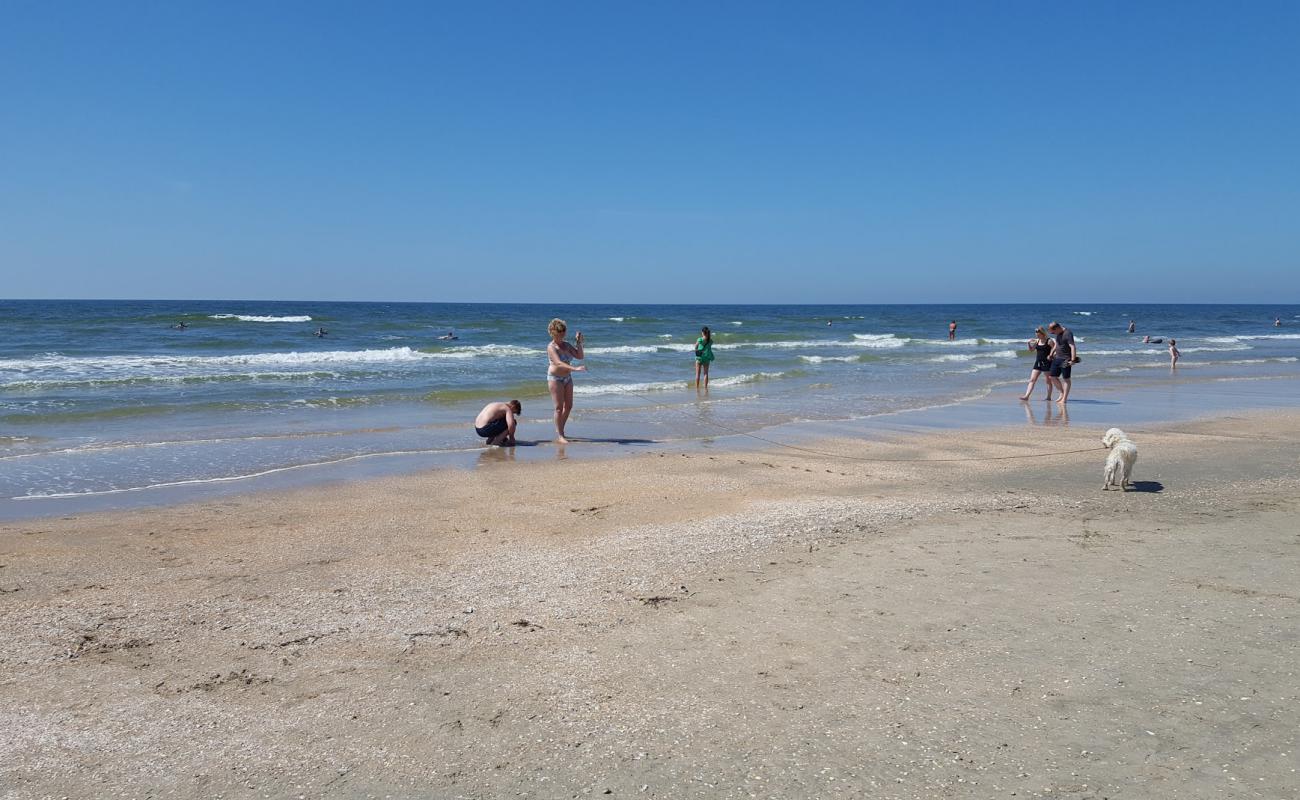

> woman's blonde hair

[
  {"left": 1035, "top": 326, "right": 1047, "bottom": 337},
  {"left": 548, "top": 318, "right": 567, "bottom": 337}
]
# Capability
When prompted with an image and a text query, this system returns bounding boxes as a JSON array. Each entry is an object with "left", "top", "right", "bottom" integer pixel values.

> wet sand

[{"left": 1, "top": 412, "right": 1298, "bottom": 798}]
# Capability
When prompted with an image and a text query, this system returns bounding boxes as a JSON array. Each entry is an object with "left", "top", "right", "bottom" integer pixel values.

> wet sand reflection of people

[
  {"left": 1023, "top": 399, "right": 1068, "bottom": 426},
  {"left": 477, "top": 446, "right": 517, "bottom": 466}
]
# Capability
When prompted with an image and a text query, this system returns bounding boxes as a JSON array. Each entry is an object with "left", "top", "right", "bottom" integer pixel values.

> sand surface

[{"left": 2, "top": 413, "right": 1298, "bottom": 799}]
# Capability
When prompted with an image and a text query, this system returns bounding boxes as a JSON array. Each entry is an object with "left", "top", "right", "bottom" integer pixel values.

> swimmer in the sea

[{"left": 314, "top": 327, "right": 328, "bottom": 337}]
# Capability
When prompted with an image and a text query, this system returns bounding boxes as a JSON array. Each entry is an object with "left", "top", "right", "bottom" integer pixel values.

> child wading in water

[
  {"left": 1168, "top": 338, "right": 1180, "bottom": 368},
  {"left": 694, "top": 326, "right": 714, "bottom": 389}
]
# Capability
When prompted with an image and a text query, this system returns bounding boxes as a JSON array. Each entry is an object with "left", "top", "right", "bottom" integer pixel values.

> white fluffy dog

[{"left": 1101, "top": 427, "right": 1138, "bottom": 491}]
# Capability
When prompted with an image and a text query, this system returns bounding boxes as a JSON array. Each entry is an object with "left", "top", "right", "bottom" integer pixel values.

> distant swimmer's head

[
  {"left": 548, "top": 318, "right": 567, "bottom": 338},
  {"left": 509, "top": 399, "right": 522, "bottom": 415}
]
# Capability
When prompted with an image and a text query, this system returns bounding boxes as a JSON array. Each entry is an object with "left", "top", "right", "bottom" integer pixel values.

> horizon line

[{"left": 3, "top": 298, "right": 1297, "bottom": 307}]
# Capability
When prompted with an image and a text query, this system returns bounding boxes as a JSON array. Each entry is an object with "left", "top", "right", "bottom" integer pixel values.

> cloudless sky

[{"left": 2, "top": 1, "right": 1297, "bottom": 303}]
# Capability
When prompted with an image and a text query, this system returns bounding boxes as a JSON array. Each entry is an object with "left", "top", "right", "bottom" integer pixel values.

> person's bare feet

[
  {"left": 556, "top": 435, "right": 570, "bottom": 444},
  {"left": 1019, "top": 395, "right": 1030, "bottom": 401}
]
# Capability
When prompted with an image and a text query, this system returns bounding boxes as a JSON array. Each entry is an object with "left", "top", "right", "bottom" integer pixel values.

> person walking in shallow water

[
  {"left": 1046, "top": 321, "right": 1078, "bottom": 404},
  {"left": 948, "top": 320, "right": 958, "bottom": 341},
  {"left": 694, "top": 326, "right": 714, "bottom": 389},
  {"left": 546, "top": 318, "right": 585, "bottom": 444},
  {"left": 1019, "top": 327, "right": 1056, "bottom": 401},
  {"left": 1168, "top": 338, "right": 1180, "bottom": 368}
]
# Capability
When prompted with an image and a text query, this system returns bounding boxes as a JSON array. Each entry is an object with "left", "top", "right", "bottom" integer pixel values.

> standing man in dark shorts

[
  {"left": 474, "top": 400, "right": 521, "bottom": 446},
  {"left": 948, "top": 320, "right": 958, "bottom": 341},
  {"left": 1046, "top": 321, "right": 1078, "bottom": 405}
]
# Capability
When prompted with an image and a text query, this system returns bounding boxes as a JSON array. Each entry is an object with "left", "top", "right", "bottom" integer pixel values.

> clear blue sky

[{"left": 2, "top": 1, "right": 1297, "bottom": 303}]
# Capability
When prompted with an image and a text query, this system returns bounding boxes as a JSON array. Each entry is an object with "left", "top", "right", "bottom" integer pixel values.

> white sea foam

[
  {"left": 0, "top": 345, "right": 542, "bottom": 376},
  {"left": 730, "top": 321, "right": 743, "bottom": 325},
  {"left": 929, "top": 350, "right": 1016, "bottom": 363},
  {"left": 1178, "top": 346, "right": 1251, "bottom": 354},
  {"left": 429, "top": 344, "right": 543, "bottom": 359},
  {"left": 658, "top": 334, "right": 673, "bottom": 339},
  {"left": 910, "top": 337, "right": 984, "bottom": 346},
  {"left": 800, "top": 355, "right": 860, "bottom": 363},
  {"left": 607, "top": 317, "right": 625, "bottom": 322},
  {"left": 584, "top": 345, "right": 672, "bottom": 355},
  {"left": 575, "top": 371, "right": 785, "bottom": 395},
  {"left": 945, "top": 362, "right": 998, "bottom": 374},
  {"left": 1073, "top": 311, "right": 1093, "bottom": 316},
  {"left": 845, "top": 334, "right": 906, "bottom": 349},
  {"left": 1218, "top": 357, "right": 1299, "bottom": 364},
  {"left": 210, "top": 314, "right": 313, "bottom": 323},
  {"left": 2, "top": 371, "right": 340, "bottom": 390}
]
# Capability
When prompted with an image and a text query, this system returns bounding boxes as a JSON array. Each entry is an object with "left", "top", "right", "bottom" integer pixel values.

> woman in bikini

[
  {"left": 546, "top": 318, "right": 586, "bottom": 444},
  {"left": 1019, "top": 326, "right": 1057, "bottom": 401}
]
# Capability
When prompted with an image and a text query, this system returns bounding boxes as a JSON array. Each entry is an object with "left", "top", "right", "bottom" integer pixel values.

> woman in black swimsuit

[{"left": 1019, "top": 327, "right": 1057, "bottom": 401}]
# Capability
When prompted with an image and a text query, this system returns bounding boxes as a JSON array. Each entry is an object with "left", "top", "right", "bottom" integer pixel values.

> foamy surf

[
  {"left": 852, "top": 334, "right": 906, "bottom": 348},
  {"left": 210, "top": 314, "right": 313, "bottom": 323},
  {"left": 575, "top": 371, "right": 787, "bottom": 395},
  {"left": 0, "top": 345, "right": 542, "bottom": 375},
  {"left": 929, "top": 350, "right": 1017, "bottom": 362},
  {"left": 799, "top": 355, "right": 861, "bottom": 363}
]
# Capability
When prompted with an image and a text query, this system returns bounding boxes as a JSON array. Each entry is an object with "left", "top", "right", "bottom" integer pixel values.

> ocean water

[{"left": 2, "top": 300, "right": 1298, "bottom": 510}]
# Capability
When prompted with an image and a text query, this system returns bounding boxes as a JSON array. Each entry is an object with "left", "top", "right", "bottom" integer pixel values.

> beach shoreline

[
  {"left": 5, "top": 370, "right": 1300, "bottom": 522},
  {"left": 5, "top": 300, "right": 1298, "bottom": 513},
  {"left": 2, "top": 407, "right": 1298, "bottom": 798}
]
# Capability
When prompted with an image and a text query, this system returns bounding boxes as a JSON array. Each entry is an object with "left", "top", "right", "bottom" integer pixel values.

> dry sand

[{"left": 1, "top": 413, "right": 1298, "bottom": 799}]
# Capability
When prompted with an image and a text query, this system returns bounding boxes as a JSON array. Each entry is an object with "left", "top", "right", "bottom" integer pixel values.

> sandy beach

[{"left": 2, "top": 411, "right": 1298, "bottom": 799}]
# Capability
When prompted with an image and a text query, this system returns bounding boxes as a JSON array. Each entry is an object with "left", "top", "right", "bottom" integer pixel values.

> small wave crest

[
  {"left": 210, "top": 314, "right": 313, "bottom": 323},
  {"left": 799, "top": 355, "right": 861, "bottom": 363},
  {"left": 851, "top": 334, "right": 906, "bottom": 349},
  {"left": 575, "top": 371, "right": 786, "bottom": 396},
  {"left": 929, "top": 350, "right": 1016, "bottom": 362}
]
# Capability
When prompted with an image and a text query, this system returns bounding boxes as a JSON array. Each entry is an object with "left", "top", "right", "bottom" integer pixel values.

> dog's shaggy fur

[{"left": 1101, "top": 427, "right": 1138, "bottom": 491}]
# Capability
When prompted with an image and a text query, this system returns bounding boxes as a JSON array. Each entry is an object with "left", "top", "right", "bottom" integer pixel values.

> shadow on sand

[{"left": 1127, "top": 480, "right": 1164, "bottom": 493}]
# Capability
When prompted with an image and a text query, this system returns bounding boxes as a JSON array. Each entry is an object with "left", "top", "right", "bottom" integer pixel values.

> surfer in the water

[
  {"left": 437, "top": 330, "right": 458, "bottom": 340},
  {"left": 314, "top": 327, "right": 328, "bottom": 337},
  {"left": 172, "top": 321, "right": 188, "bottom": 330}
]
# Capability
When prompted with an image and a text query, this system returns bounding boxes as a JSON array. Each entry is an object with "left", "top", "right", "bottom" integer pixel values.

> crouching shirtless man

[{"left": 474, "top": 400, "right": 521, "bottom": 446}]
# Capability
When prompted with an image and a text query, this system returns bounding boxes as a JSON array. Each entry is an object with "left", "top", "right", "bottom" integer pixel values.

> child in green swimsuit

[{"left": 694, "top": 326, "right": 714, "bottom": 389}]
